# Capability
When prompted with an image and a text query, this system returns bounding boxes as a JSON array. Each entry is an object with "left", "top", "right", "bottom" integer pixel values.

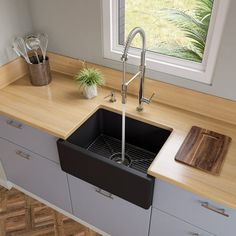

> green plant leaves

[
  {"left": 161, "top": 0, "right": 213, "bottom": 62},
  {"left": 74, "top": 68, "right": 104, "bottom": 87}
]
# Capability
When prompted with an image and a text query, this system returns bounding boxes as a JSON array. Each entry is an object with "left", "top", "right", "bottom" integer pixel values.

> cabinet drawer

[
  {"left": 150, "top": 209, "right": 214, "bottom": 236},
  {"left": 153, "top": 180, "right": 236, "bottom": 236},
  {"left": 0, "top": 116, "right": 59, "bottom": 163},
  {"left": 68, "top": 175, "right": 150, "bottom": 236},
  {"left": 0, "top": 138, "right": 72, "bottom": 213}
]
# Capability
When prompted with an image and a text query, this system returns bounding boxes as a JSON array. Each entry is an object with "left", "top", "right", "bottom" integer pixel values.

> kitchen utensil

[
  {"left": 25, "top": 35, "right": 41, "bottom": 64},
  {"left": 12, "top": 46, "right": 21, "bottom": 57},
  {"left": 38, "top": 33, "right": 48, "bottom": 61},
  {"left": 12, "top": 37, "right": 31, "bottom": 64}
]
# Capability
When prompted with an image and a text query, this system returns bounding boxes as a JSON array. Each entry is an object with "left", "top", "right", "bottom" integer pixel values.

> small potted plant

[{"left": 74, "top": 66, "right": 104, "bottom": 99}]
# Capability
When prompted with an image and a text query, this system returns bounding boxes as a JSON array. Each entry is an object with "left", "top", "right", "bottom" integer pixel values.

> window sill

[{"left": 104, "top": 48, "right": 211, "bottom": 84}]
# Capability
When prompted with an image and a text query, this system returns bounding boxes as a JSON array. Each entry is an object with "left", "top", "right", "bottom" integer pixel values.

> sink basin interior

[
  {"left": 57, "top": 108, "right": 172, "bottom": 209},
  {"left": 67, "top": 108, "right": 171, "bottom": 173}
]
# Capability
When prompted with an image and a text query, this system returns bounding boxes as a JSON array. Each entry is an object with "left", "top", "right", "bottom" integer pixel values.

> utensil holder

[{"left": 28, "top": 56, "right": 52, "bottom": 86}]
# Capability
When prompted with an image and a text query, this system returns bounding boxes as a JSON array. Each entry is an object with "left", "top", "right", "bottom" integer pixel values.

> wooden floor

[{"left": 0, "top": 186, "right": 100, "bottom": 236}]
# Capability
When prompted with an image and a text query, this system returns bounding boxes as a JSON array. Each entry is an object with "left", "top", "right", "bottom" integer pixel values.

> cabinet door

[
  {"left": 150, "top": 209, "right": 214, "bottom": 236},
  {"left": 0, "top": 116, "right": 59, "bottom": 163},
  {"left": 153, "top": 180, "right": 236, "bottom": 236},
  {"left": 0, "top": 138, "right": 72, "bottom": 213},
  {"left": 68, "top": 174, "right": 150, "bottom": 236}
]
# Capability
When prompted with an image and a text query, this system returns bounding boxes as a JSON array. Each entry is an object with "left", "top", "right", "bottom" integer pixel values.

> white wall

[
  {"left": 27, "top": 0, "right": 236, "bottom": 101},
  {"left": 0, "top": 0, "right": 33, "bottom": 66}
]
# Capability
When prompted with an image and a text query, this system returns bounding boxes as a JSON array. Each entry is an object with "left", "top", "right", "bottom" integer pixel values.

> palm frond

[
  {"left": 161, "top": 0, "right": 213, "bottom": 62},
  {"left": 150, "top": 45, "right": 202, "bottom": 63},
  {"left": 183, "top": 27, "right": 206, "bottom": 43},
  {"left": 161, "top": 9, "right": 204, "bottom": 29}
]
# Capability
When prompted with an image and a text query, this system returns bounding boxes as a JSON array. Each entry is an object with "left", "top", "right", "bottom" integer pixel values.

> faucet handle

[
  {"left": 104, "top": 91, "right": 117, "bottom": 103},
  {"left": 142, "top": 93, "right": 155, "bottom": 104},
  {"left": 137, "top": 93, "right": 155, "bottom": 112}
]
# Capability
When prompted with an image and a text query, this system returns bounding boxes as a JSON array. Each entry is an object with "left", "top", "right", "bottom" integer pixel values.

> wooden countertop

[{"left": 0, "top": 72, "right": 236, "bottom": 210}]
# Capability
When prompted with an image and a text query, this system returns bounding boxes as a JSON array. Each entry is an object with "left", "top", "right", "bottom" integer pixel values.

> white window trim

[{"left": 102, "top": 0, "right": 230, "bottom": 84}]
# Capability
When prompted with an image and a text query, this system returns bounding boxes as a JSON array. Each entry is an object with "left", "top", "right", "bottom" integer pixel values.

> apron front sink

[{"left": 57, "top": 108, "right": 171, "bottom": 209}]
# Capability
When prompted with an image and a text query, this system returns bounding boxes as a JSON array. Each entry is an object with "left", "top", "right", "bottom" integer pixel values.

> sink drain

[{"left": 110, "top": 152, "right": 131, "bottom": 166}]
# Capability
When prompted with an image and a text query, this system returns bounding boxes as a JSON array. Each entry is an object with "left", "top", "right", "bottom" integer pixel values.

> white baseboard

[
  {"left": 0, "top": 162, "right": 12, "bottom": 189},
  {"left": 0, "top": 179, "right": 12, "bottom": 189},
  {"left": 9, "top": 182, "right": 109, "bottom": 236}
]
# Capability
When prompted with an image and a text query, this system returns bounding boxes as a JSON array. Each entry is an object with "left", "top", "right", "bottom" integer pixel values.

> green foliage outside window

[{"left": 123, "top": 0, "right": 214, "bottom": 62}]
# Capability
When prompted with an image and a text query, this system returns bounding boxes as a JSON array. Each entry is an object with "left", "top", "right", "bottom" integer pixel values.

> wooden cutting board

[{"left": 175, "top": 126, "right": 231, "bottom": 175}]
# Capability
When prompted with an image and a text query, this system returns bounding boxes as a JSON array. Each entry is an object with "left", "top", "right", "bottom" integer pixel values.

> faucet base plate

[{"left": 136, "top": 106, "right": 144, "bottom": 112}]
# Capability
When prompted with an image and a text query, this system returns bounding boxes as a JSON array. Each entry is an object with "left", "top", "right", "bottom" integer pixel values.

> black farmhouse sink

[{"left": 57, "top": 108, "right": 171, "bottom": 209}]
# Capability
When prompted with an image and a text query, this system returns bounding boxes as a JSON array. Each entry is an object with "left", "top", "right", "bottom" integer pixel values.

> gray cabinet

[
  {"left": 0, "top": 116, "right": 59, "bottom": 163},
  {"left": 68, "top": 174, "right": 151, "bottom": 236},
  {"left": 0, "top": 138, "right": 72, "bottom": 213},
  {"left": 153, "top": 180, "right": 236, "bottom": 236},
  {"left": 149, "top": 209, "right": 214, "bottom": 236}
]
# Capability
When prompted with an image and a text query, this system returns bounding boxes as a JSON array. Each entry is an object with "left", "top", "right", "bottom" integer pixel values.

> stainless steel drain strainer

[
  {"left": 87, "top": 134, "right": 156, "bottom": 173},
  {"left": 110, "top": 152, "right": 131, "bottom": 166}
]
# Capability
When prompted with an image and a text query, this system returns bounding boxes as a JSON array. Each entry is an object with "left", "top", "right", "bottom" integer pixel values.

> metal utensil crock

[{"left": 28, "top": 56, "right": 52, "bottom": 86}]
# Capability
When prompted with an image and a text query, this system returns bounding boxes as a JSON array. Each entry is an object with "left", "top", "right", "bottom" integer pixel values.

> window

[{"left": 102, "top": 0, "right": 230, "bottom": 84}]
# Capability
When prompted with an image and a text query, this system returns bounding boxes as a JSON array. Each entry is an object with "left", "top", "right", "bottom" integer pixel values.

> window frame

[{"left": 102, "top": 0, "right": 230, "bottom": 84}]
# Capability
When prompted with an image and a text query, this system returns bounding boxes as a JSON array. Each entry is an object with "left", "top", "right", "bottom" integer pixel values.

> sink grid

[{"left": 87, "top": 134, "right": 156, "bottom": 174}]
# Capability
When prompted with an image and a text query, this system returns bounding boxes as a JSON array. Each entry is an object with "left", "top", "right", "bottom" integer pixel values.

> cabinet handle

[
  {"left": 95, "top": 188, "right": 113, "bottom": 199},
  {"left": 200, "top": 201, "right": 229, "bottom": 217},
  {"left": 189, "top": 233, "right": 200, "bottom": 236},
  {"left": 6, "top": 120, "right": 23, "bottom": 129},
  {"left": 15, "top": 150, "right": 30, "bottom": 160}
]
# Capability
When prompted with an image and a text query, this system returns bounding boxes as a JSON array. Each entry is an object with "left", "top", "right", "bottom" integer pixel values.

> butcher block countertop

[{"left": 0, "top": 72, "right": 236, "bottom": 211}]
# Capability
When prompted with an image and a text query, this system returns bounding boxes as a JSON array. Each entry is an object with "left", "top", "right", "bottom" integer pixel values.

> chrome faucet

[{"left": 121, "top": 27, "right": 155, "bottom": 111}]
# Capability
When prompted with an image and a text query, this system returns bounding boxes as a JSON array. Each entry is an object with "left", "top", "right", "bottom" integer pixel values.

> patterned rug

[{"left": 0, "top": 186, "right": 100, "bottom": 236}]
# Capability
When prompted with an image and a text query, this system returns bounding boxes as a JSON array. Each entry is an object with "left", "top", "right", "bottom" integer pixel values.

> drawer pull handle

[
  {"left": 189, "top": 233, "right": 200, "bottom": 236},
  {"left": 95, "top": 188, "right": 113, "bottom": 199},
  {"left": 16, "top": 150, "right": 30, "bottom": 160},
  {"left": 6, "top": 120, "right": 23, "bottom": 129},
  {"left": 200, "top": 201, "right": 229, "bottom": 217}
]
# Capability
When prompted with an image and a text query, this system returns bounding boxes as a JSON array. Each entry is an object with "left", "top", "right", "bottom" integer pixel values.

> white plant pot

[{"left": 82, "top": 85, "right": 98, "bottom": 99}]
